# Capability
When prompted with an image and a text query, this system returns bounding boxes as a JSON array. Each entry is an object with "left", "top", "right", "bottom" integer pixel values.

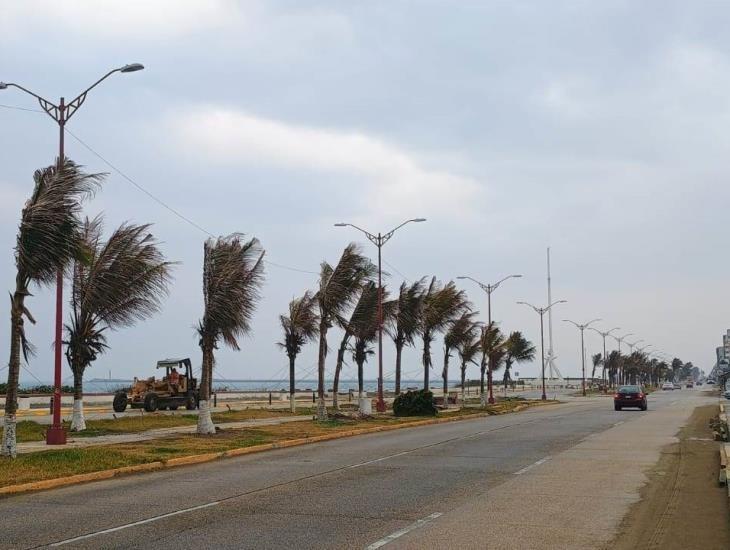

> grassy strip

[
  {"left": 16, "top": 408, "right": 308, "bottom": 443},
  {"left": 2, "top": 401, "right": 544, "bottom": 489}
]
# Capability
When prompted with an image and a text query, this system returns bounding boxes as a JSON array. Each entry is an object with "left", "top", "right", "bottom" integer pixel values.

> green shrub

[{"left": 393, "top": 390, "right": 437, "bottom": 417}]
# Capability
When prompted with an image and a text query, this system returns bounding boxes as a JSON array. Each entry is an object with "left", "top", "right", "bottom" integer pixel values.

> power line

[{"left": 382, "top": 258, "right": 410, "bottom": 283}]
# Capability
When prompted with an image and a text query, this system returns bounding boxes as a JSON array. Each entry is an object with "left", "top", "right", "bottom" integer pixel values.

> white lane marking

[
  {"left": 365, "top": 512, "right": 443, "bottom": 549},
  {"left": 49, "top": 501, "right": 220, "bottom": 546},
  {"left": 514, "top": 456, "right": 551, "bottom": 475},
  {"left": 613, "top": 421, "right": 625, "bottom": 427}
]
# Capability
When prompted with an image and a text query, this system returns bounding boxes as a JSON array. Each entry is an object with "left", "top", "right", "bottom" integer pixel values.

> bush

[{"left": 393, "top": 389, "right": 437, "bottom": 417}]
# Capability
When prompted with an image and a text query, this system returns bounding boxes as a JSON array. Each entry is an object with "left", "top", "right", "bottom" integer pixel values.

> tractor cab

[{"left": 157, "top": 358, "right": 196, "bottom": 394}]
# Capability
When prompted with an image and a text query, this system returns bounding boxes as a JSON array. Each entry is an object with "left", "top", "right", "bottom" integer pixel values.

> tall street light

[
  {"left": 626, "top": 339, "right": 644, "bottom": 354},
  {"left": 517, "top": 300, "right": 567, "bottom": 400},
  {"left": 611, "top": 332, "right": 633, "bottom": 385},
  {"left": 563, "top": 318, "right": 601, "bottom": 397},
  {"left": 1, "top": 63, "right": 144, "bottom": 445},
  {"left": 588, "top": 326, "right": 620, "bottom": 388},
  {"left": 335, "top": 218, "right": 426, "bottom": 413},
  {"left": 457, "top": 274, "right": 522, "bottom": 404}
]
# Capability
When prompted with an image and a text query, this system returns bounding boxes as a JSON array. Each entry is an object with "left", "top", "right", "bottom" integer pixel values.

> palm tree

[
  {"left": 385, "top": 279, "right": 426, "bottom": 395},
  {"left": 457, "top": 332, "right": 481, "bottom": 404},
  {"left": 591, "top": 353, "right": 603, "bottom": 387},
  {"left": 332, "top": 281, "right": 379, "bottom": 408},
  {"left": 419, "top": 278, "right": 471, "bottom": 390},
  {"left": 502, "top": 331, "right": 535, "bottom": 391},
  {"left": 442, "top": 311, "right": 479, "bottom": 407},
  {"left": 64, "top": 216, "right": 174, "bottom": 431},
  {"left": 604, "top": 350, "right": 623, "bottom": 388},
  {"left": 197, "top": 234, "right": 265, "bottom": 434},
  {"left": 479, "top": 322, "right": 505, "bottom": 406},
  {"left": 278, "top": 291, "right": 319, "bottom": 412},
  {"left": 3, "top": 161, "right": 102, "bottom": 457},
  {"left": 314, "top": 244, "right": 375, "bottom": 421}
]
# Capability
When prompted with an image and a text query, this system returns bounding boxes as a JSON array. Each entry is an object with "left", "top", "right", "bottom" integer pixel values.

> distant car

[
  {"left": 707, "top": 380, "right": 716, "bottom": 385},
  {"left": 673, "top": 383, "right": 681, "bottom": 390},
  {"left": 614, "top": 385, "right": 648, "bottom": 411},
  {"left": 686, "top": 381, "right": 694, "bottom": 388},
  {"left": 661, "top": 382, "right": 674, "bottom": 391},
  {"left": 696, "top": 382, "right": 703, "bottom": 386}
]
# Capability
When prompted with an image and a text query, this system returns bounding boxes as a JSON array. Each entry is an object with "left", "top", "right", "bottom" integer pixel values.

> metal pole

[
  {"left": 602, "top": 335, "right": 607, "bottom": 389},
  {"left": 581, "top": 327, "right": 586, "bottom": 397},
  {"left": 540, "top": 310, "right": 546, "bottom": 401},
  {"left": 376, "top": 235, "right": 385, "bottom": 413},
  {"left": 46, "top": 97, "right": 66, "bottom": 445},
  {"left": 487, "top": 287, "right": 494, "bottom": 404}
]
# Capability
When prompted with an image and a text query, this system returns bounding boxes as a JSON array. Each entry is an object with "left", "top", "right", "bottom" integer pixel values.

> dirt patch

[{"left": 609, "top": 404, "right": 730, "bottom": 550}]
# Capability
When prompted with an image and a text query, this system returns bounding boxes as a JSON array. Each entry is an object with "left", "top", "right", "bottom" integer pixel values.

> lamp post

[
  {"left": 517, "top": 300, "right": 567, "bottom": 400},
  {"left": 1, "top": 64, "right": 144, "bottom": 445},
  {"left": 611, "top": 332, "right": 633, "bottom": 385},
  {"left": 588, "top": 326, "right": 620, "bottom": 388},
  {"left": 457, "top": 274, "right": 522, "bottom": 404},
  {"left": 626, "top": 339, "right": 644, "bottom": 354},
  {"left": 335, "top": 218, "right": 426, "bottom": 413},
  {"left": 563, "top": 318, "right": 601, "bottom": 397}
]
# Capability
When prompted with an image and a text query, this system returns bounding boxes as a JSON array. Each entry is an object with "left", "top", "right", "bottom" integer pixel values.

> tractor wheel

[
  {"left": 113, "top": 392, "right": 128, "bottom": 413},
  {"left": 186, "top": 395, "right": 197, "bottom": 410},
  {"left": 169, "top": 405, "right": 179, "bottom": 411},
  {"left": 144, "top": 393, "right": 159, "bottom": 412}
]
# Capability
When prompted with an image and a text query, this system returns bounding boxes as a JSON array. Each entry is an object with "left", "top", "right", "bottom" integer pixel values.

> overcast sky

[{"left": 1, "top": 1, "right": 727, "bottom": 386}]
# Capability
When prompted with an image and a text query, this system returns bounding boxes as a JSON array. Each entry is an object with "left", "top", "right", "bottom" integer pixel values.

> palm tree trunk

[
  {"left": 479, "top": 352, "right": 487, "bottom": 407},
  {"left": 487, "top": 362, "right": 493, "bottom": 405},
  {"left": 288, "top": 354, "right": 296, "bottom": 413},
  {"left": 442, "top": 348, "right": 449, "bottom": 408},
  {"left": 2, "top": 288, "right": 24, "bottom": 458},
  {"left": 422, "top": 335, "right": 431, "bottom": 390},
  {"left": 70, "top": 360, "right": 86, "bottom": 431},
  {"left": 357, "top": 357, "right": 364, "bottom": 400},
  {"left": 395, "top": 341, "right": 403, "bottom": 395},
  {"left": 316, "top": 321, "right": 328, "bottom": 421},
  {"left": 197, "top": 338, "right": 216, "bottom": 434},
  {"left": 333, "top": 334, "right": 348, "bottom": 410},
  {"left": 460, "top": 361, "right": 467, "bottom": 404}
]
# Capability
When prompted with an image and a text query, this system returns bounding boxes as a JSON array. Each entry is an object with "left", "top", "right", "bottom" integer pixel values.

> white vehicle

[{"left": 661, "top": 382, "right": 674, "bottom": 391}]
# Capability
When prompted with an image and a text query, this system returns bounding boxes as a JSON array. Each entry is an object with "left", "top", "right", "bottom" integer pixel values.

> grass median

[
  {"left": 16, "top": 408, "right": 308, "bottom": 443},
  {"left": 1, "top": 400, "right": 549, "bottom": 490}
]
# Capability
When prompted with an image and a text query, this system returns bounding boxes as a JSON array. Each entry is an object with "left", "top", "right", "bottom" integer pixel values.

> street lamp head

[
  {"left": 120, "top": 63, "right": 144, "bottom": 73},
  {"left": 512, "top": 274, "right": 523, "bottom": 278},
  {"left": 413, "top": 218, "right": 427, "bottom": 222},
  {"left": 456, "top": 276, "right": 467, "bottom": 280},
  {"left": 334, "top": 223, "right": 347, "bottom": 227},
  {"left": 0, "top": 82, "right": 7, "bottom": 90}
]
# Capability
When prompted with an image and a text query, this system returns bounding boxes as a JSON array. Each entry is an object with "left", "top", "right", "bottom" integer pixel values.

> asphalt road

[{"left": 2, "top": 389, "right": 699, "bottom": 549}]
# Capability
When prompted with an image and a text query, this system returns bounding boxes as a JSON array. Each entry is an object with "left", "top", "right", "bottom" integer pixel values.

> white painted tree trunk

[
  {"left": 480, "top": 391, "right": 487, "bottom": 407},
  {"left": 70, "top": 399, "right": 86, "bottom": 431},
  {"left": 197, "top": 400, "right": 216, "bottom": 434},
  {"left": 2, "top": 415, "right": 17, "bottom": 458},
  {"left": 290, "top": 393, "right": 296, "bottom": 413},
  {"left": 316, "top": 398, "right": 327, "bottom": 421}
]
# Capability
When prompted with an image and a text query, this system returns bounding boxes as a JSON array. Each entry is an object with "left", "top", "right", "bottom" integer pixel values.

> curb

[{"left": 0, "top": 402, "right": 546, "bottom": 497}]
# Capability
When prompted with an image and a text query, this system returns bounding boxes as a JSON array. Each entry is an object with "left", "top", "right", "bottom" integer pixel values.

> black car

[{"left": 614, "top": 385, "right": 647, "bottom": 411}]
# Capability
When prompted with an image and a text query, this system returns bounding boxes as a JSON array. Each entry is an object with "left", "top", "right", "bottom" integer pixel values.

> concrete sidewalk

[
  {"left": 16, "top": 415, "right": 312, "bottom": 454},
  {"left": 394, "top": 392, "right": 717, "bottom": 550}
]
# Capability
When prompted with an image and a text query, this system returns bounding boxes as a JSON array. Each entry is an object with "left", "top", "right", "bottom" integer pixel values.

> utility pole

[
  {"left": 457, "top": 274, "right": 522, "bottom": 405},
  {"left": 1, "top": 64, "right": 144, "bottom": 445}
]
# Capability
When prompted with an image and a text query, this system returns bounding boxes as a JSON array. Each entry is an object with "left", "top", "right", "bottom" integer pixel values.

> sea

[{"left": 20, "top": 379, "right": 465, "bottom": 394}]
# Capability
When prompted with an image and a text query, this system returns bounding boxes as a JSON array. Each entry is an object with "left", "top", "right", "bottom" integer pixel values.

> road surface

[{"left": 1, "top": 388, "right": 712, "bottom": 549}]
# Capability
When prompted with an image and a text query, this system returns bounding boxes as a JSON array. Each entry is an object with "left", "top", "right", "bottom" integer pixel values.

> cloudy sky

[{"left": 1, "top": 1, "right": 727, "bottom": 386}]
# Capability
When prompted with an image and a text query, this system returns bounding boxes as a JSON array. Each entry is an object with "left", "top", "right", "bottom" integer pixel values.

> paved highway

[{"left": 1, "top": 389, "right": 706, "bottom": 549}]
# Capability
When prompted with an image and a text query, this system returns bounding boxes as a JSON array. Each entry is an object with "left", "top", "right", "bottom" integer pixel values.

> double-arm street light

[
  {"left": 588, "top": 326, "right": 620, "bottom": 388},
  {"left": 611, "top": 332, "right": 633, "bottom": 385},
  {"left": 626, "top": 339, "right": 644, "bottom": 354},
  {"left": 1, "top": 64, "right": 144, "bottom": 444},
  {"left": 563, "top": 318, "right": 601, "bottom": 397},
  {"left": 517, "top": 300, "right": 567, "bottom": 401},
  {"left": 335, "top": 218, "right": 426, "bottom": 412},
  {"left": 457, "top": 274, "right": 522, "bottom": 404}
]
